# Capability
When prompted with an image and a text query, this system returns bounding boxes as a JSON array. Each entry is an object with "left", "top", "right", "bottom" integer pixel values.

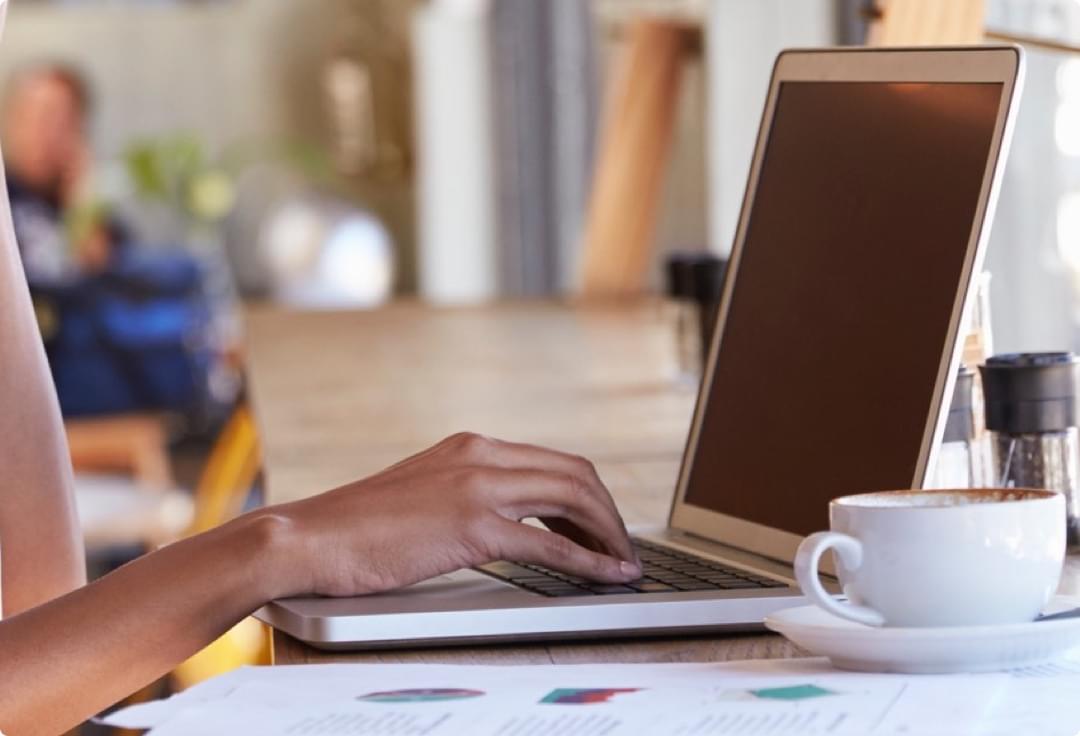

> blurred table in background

[{"left": 244, "top": 300, "right": 803, "bottom": 665}]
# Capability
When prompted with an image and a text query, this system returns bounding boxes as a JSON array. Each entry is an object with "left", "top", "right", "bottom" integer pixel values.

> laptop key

[
  {"left": 698, "top": 574, "right": 747, "bottom": 584},
  {"left": 667, "top": 562, "right": 710, "bottom": 571},
  {"left": 560, "top": 574, "right": 589, "bottom": 585},
  {"left": 742, "top": 576, "right": 789, "bottom": 587},
  {"left": 535, "top": 587, "right": 592, "bottom": 597},
  {"left": 643, "top": 566, "right": 674, "bottom": 576},
  {"left": 672, "top": 581, "right": 720, "bottom": 591},
  {"left": 655, "top": 574, "right": 698, "bottom": 584},
  {"left": 586, "top": 584, "right": 637, "bottom": 595},
  {"left": 629, "top": 581, "right": 677, "bottom": 592},
  {"left": 529, "top": 582, "right": 583, "bottom": 591}
]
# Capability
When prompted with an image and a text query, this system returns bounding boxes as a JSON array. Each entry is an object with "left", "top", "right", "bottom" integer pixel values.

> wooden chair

[
  {"left": 580, "top": 20, "right": 695, "bottom": 298},
  {"left": 866, "top": 0, "right": 985, "bottom": 46}
]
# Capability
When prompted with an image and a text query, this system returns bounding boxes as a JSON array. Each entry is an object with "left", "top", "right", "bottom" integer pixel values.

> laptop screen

[{"left": 682, "top": 80, "right": 1003, "bottom": 536}]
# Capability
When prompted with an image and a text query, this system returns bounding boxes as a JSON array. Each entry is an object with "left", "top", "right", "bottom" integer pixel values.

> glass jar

[{"left": 981, "top": 352, "right": 1080, "bottom": 549}]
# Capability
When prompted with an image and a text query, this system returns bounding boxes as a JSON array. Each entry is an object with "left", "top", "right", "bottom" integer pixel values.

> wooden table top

[
  {"left": 245, "top": 300, "right": 697, "bottom": 526},
  {"left": 243, "top": 300, "right": 1080, "bottom": 667}
]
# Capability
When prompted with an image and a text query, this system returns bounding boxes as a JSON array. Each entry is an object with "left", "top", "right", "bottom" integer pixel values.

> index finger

[
  {"left": 490, "top": 518, "right": 640, "bottom": 583},
  {"left": 452, "top": 437, "right": 635, "bottom": 558}
]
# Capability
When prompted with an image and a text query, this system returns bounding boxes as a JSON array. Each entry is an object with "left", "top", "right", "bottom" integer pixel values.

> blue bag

[{"left": 36, "top": 250, "right": 215, "bottom": 417}]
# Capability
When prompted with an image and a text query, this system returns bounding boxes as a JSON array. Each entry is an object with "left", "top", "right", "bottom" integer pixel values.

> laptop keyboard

[{"left": 478, "top": 538, "right": 790, "bottom": 597}]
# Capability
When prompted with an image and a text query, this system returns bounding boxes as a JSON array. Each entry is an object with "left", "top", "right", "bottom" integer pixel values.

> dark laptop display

[{"left": 684, "top": 81, "right": 1004, "bottom": 535}]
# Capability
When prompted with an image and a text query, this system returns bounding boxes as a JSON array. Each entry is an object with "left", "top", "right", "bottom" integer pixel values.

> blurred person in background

[
  {"left": 3, "top": 63, "right": 217, "bottom": 420},
  {"left": 2, "top": 63, "right": 116, "bottom": 283}
]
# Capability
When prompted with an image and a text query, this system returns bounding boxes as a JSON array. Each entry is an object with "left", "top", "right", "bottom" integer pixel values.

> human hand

[
  {"left": 58, "top": 138, "right": 92, "bottom": 209},
  {"left": 268, "top": 433, "right": 642, "bottom": 598},
  {"left": 73, "top": 226, "right": 111, "bottom": 272}
]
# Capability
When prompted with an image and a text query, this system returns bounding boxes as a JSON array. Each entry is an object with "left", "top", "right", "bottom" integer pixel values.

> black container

[
  {"left": 980, "top": 352, "right": 1080, "bottom": 548},
  {"left": 664, "top": 252, "right": 727, "bottom": 378},
  {"left": 981, "top": 352, "right": 1080, "bottom": 434}
]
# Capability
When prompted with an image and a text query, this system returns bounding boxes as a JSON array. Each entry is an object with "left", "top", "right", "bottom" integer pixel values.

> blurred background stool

[
  {"left": 65, "top": 414, "right": 173, "bottom": 490},
  {"left": 66, "top": 414, "right": 193, "bottom": 556}
]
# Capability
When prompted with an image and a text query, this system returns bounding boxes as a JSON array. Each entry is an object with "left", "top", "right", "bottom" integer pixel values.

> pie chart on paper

[{"left": 356, "top": 688, "right": 486, "bottom": 703}]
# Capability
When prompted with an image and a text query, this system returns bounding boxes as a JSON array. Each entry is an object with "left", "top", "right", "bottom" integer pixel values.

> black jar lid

[
  {"left": 942, "top": 365, "right": 975, "bottom": 443},
  {"left": 979, "top": 352, "right": 1080, "bottom": 434},
  {"left": 664, "top": 252, "right": 726, "bottom": 304}
]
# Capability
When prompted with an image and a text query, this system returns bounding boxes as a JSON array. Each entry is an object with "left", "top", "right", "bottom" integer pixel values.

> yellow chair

[{"left": 187, "top": 405, "right": 262, "bottom": 536}]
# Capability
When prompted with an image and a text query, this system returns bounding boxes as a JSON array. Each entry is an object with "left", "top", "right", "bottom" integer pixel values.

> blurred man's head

[{"left": 2, "top": 64, "right": 90, "bottom": 196}]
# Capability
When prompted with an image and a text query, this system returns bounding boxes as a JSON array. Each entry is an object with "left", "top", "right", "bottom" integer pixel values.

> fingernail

[{"left": 620, "top": 561, "right": 641, "bottom": 578}]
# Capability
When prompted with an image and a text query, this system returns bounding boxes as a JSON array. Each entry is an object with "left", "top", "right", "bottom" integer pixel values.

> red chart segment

[{"left": 539, "top": 688, "right": 643, "bottom": 705}]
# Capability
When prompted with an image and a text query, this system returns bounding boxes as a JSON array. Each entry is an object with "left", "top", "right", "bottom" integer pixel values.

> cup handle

[{"left": 794, "top": 531, "right": 886, "bottom": 627}]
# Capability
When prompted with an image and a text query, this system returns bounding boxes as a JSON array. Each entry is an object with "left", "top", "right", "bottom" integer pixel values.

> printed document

[{"left": 102, "top": 658, "right": 1035, "bottom": 735}]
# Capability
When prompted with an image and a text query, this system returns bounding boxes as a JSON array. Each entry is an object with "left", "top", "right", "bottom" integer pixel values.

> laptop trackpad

[
  {"left": 264, "top": 568, "right": 530, "bottom": 621},
  {"left": 383, "top": 568, "right": 518, "bottom": 599}
]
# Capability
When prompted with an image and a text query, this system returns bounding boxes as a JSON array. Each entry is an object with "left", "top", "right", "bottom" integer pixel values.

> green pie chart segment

[{"left": 357, "top": 688, "right": 486, "bottom": 703}]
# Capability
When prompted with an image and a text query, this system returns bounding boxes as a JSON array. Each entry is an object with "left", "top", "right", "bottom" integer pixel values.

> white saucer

[{"left": 765, "top": 595, "right": 1080, "bottom": 674}]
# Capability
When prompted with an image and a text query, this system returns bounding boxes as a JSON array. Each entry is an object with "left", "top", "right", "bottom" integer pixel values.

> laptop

[{"left": 256, "top": 46, "right": 1024, "bottom": 650}]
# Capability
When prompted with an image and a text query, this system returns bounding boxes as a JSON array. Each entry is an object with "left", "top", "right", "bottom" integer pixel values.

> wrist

[{"left": 219, "top": 508, "right": 308, "bottom": 603}]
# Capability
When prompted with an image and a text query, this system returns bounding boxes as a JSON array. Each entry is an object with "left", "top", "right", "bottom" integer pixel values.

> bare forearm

[
  {"left": 0, "top": 510, "right": 293, "bottom": 736},
  {"left": 0, "top": 370, "right": 85, "bottom": 614},
  {"left": 0, "top": 186, "right": 85, "bottom": 615}
]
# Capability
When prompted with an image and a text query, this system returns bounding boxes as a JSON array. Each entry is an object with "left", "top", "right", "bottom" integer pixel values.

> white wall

[{"left": 0, "top": 1, "right": 294, "bottom": 158}]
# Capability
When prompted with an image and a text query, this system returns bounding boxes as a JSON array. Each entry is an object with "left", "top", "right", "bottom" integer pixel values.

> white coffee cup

[{"left": 794, "top": 489, "right": 1065, "bottom": 628}]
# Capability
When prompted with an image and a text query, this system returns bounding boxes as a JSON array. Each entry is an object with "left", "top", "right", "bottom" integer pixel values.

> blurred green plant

[
  {"left": 125, "top": 134, "right": 235, "bottom": 224},
  {"left": 124, "top": 134, "right": 335, "bottom": 226}
]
